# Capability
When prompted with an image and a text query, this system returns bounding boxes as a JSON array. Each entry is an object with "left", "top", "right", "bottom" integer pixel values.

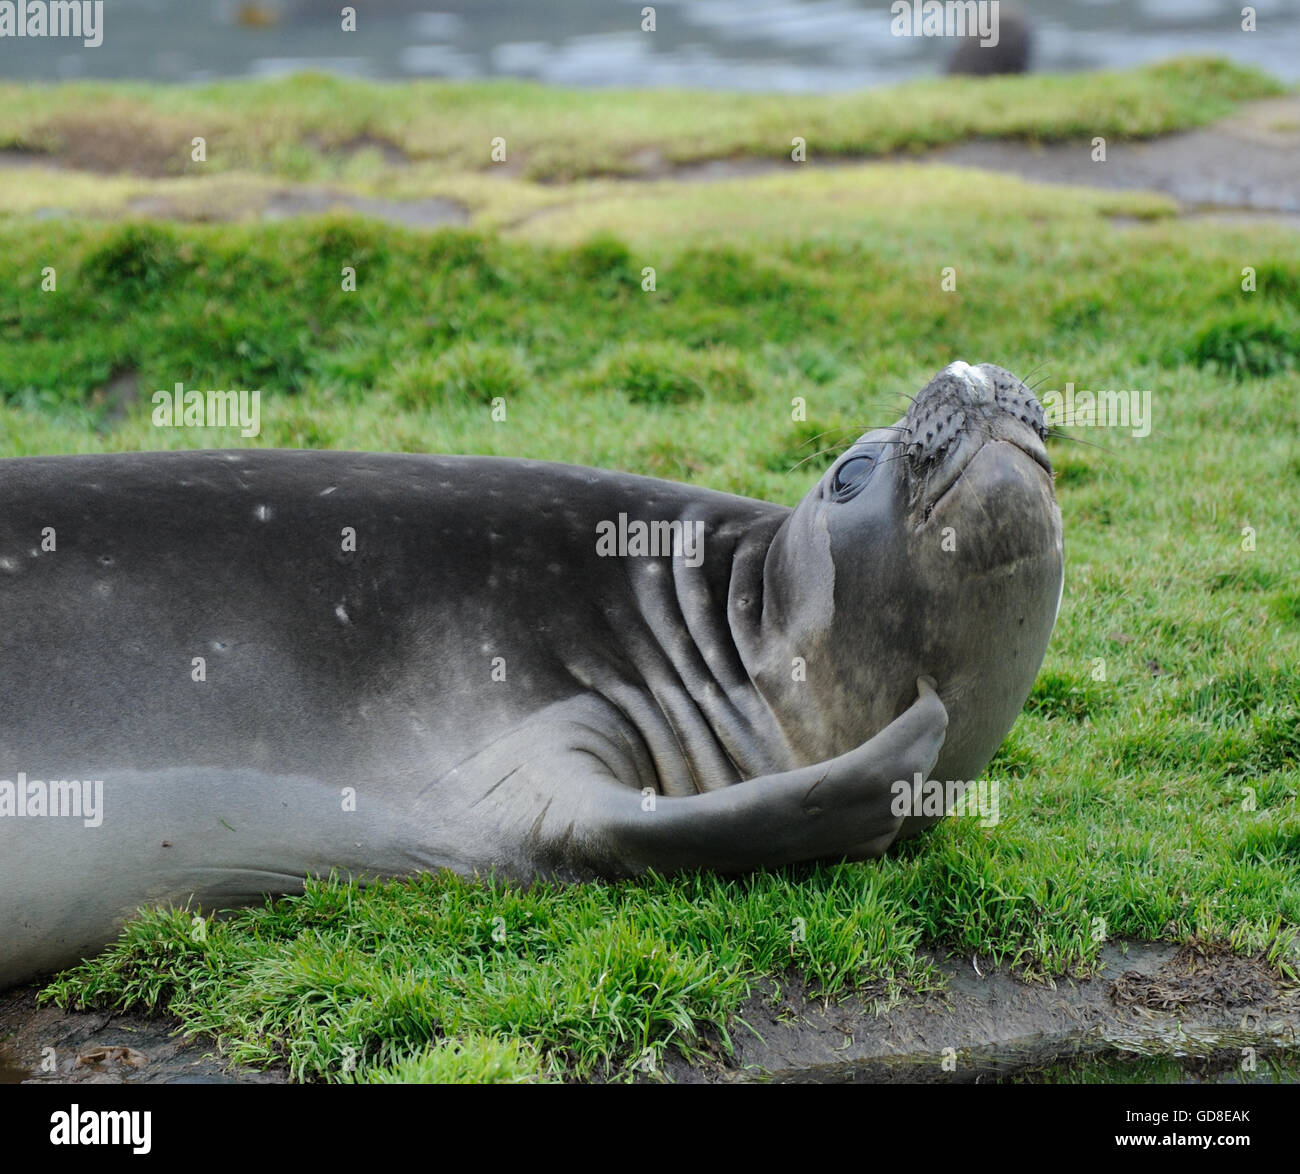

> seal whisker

[
  {"left": 1045, "top": 430, "right": 1120, "bottom": 457},
  {"left": 1046, "top": 421, "right": 1128, "bottom": 445},
  {"left": 795, "top": 423, "right": 911, "bottom": 447},
  {"left": 795, "top": 425, "right": 864, "bottom": 446},
  {"left": 787, "top": 447, "right": 852, "bottom": 474},
  {"left": 1016, "top": 360, "right": 1051, "bottom": 388},
  {"left": 874, "top": 451, "right": 918, "bottom": 472}
]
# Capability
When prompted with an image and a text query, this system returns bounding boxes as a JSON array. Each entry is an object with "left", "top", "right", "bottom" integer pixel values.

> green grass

[
  {"left": 39, "top": 868, "right": 932, "bottom": 1082},
  {"left": 0, "top": 56, "right": 1278, "bottom": 233},
  {"left": 0, "top": 57, "right": 1280, "bottom": 183},
  {"left": 348, "top": 1036, "right": 548, "bottom": 1085},
  {"left": 9, "top": 59, "right": 1300, "bottom": 1083}
]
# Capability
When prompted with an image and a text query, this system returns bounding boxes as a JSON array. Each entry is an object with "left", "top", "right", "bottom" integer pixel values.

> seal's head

[{"left": 761, "top": 361, "right": 1063, "bottom": 824}]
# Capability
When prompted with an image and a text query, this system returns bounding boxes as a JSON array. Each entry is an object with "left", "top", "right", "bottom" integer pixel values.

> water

[
  {"left": 1004, "top": 1049, "right": 1300, "bottom": 1085},
  {"left": 766, "top": 1029, "right": 1300, "bottom": 1085},
  {"left": 0, "top": 0, "right": 1297, "bottom": 90}
]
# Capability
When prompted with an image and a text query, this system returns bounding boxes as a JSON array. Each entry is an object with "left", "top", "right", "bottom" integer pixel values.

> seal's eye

[{"left": 833, "top": 454, "right": 874, "bottom": 492}]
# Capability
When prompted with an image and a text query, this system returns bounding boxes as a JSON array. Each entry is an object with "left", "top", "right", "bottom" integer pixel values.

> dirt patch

[
  {"left": 0, "top": 987, "right": 287, "bottom": 1085},
  {"left": 661, "top": 940, "right": 1300, "bottom": 1084},
  {"left": 913, "top": 118, "right": 1300, "bottom": 216},
  {"left": 301, "top": 132, "right": 411, "bottom": 166},
  {"left": 1112, "top": 940, "right": 1283, "bottom": 1012},
  {"left": 479, "top": 150, "right": 534, "bottom": 181},
  {"left": 32, "top": 115, "right": 197, "bottom": 178}
]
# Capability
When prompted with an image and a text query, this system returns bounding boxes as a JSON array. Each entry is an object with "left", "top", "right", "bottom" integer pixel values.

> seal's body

[{"left": 0, "top": 362, "right": 1062, "bottom": 986}]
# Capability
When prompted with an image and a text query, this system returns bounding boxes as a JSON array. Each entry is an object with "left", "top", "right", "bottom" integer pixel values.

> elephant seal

[{"left": 0, "top": 361, "right": 1062, "bottom": 987}]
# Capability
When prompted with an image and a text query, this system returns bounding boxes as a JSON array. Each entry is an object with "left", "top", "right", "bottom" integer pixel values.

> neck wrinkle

[{"left": 725, "top": 513, "right": 802, "bottom": 771}]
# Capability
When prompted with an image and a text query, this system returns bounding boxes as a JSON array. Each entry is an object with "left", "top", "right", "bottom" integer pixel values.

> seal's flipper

[
  {"left": 411, "top": 681, "right": 946, "bottom": 881},
  {"left": 590, "top": 679, "right": 948, "bottom": 876}
]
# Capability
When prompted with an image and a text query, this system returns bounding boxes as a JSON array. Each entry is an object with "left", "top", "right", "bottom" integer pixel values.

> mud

[
  {"left": 661, "top": 940, "right": 1299, "bottom": 1084},
  {"left": 910, "top": 95, "right": 1300, "bottom": 217},
  {"left": 0, "top": 987, "right": 288, "bottom": 1085},
  {"left": 22, "top": 115, "right": 195, "bottom": 178}
]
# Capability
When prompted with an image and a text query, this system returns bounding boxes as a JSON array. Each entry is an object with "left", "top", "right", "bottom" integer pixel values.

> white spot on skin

[
  {"left": 335, "top": 604, "right": 350, "bottom": 624},
  {"left": 255, "top": 504, "right": 272, "bottom": 522},
  {"left": 319, "top": 486, "right": 337, "bottom": 496},
  {"left": 945, "top": 360, "right": 993, "bottom": 403},
  {"left": 0, "top": 557, "right": 19, "bottom": 574}
]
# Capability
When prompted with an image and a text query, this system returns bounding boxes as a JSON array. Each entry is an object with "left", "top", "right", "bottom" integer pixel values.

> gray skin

[{"left": 0, "top": 361, "right": 1062, "bottom": 987}]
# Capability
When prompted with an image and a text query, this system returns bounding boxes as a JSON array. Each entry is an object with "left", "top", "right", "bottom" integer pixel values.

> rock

[{"left": 947, "top": 5, "right": 1033, "bottom": 76}]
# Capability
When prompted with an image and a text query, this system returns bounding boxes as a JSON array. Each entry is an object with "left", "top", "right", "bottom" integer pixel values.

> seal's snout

[
  {"left": 923, "top": 361, "right": 1047, "bottom": 441},
  {"left": 903, "top": 362, "right": 1052, "bottom": 509}
]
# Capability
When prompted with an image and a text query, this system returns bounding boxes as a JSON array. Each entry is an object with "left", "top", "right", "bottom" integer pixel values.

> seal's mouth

[
  {"left": 1015, "top": 436, "right": 1054, "bottom": 478},
  {"left": 924, "top": 436, "right": 1051, "bottom": 519}
]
